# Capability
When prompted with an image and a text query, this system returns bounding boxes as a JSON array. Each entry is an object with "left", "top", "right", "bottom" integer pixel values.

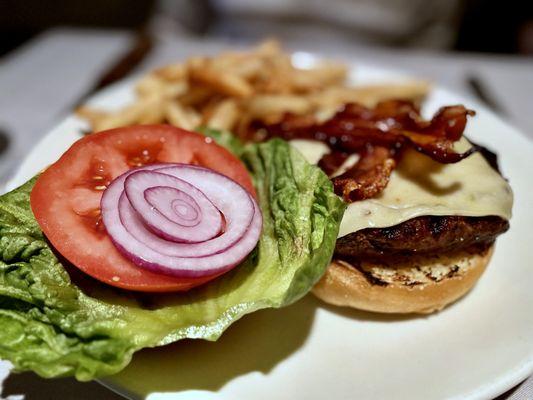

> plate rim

[{"left": 4, "top": 56, "right": 533, "bottom": 400}]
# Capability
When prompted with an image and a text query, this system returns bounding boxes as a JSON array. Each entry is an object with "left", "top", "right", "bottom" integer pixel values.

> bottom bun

[{"left": 312, "top": 245, "right": 494, "bottom": 314}]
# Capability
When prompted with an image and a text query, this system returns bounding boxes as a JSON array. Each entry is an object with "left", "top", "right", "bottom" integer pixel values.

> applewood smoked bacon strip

[{"left": 256, "top": 100, "right": 476, "bottom": 201}]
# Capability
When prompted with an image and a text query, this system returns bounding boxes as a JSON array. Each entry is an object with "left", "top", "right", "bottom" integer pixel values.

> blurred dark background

[{"left": 1, "top": 0, "right": 533, "bottom": 57}]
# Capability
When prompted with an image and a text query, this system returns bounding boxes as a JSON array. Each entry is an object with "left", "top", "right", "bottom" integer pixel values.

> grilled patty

[{"left": 335, "top": 215, "right": 509, "bottom": 261}]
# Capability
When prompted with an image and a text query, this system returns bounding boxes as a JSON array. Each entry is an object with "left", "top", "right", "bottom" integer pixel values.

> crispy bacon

[
  {"left": 318, "top": 151, "right": 348, "bottom": 176},
  {"left": 256, "top": 100, "right": 476, "bottom": 202},
  {"left": 333, "top": 145, "right": 397, "bottom": 202}
]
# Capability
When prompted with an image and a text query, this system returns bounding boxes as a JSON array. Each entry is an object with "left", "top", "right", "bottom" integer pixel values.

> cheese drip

[{"left": 290, "top": 139, "right": 513, "bottom": 238}]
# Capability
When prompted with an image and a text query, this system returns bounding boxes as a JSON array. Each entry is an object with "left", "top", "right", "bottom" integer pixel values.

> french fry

[
  {"left": 186, "top": 56, "right": 207, "bottom": 70},
  {"left": 310, "top": 81, "right": 430, "bottom": 109},
  {"left": 78, "top": 40, "right": 430, "bottom": 138},
  {"left": 189, "top": 66, "right": 253, "bottom": 98},
  {"left": 161, "top": 81, "right": 189, "bottom": 99},
  {"left": 179, "top": 85, "right": 214, "bottom": 107},
  {"left": 209, "top": 52, "right": 247, "bottom": 71},
  {"left": 314, "top": 104, "right": 341, "bottom": 122},
  {"left": 290, "top": 63, "right": 348, "bottom": 91},
  {"left": 349, "top": 81, "right": 431, "bottom": 106},
  {"left": 228, "top": 57, "right": 264, "bottom": 80},
  {"left": 153, "top": 64, "right": 187, "bottom": 81},
  {"left": 138, "top": 97, "right": 165, "bottom": 124},
  {"left": 135, "top": 75, "right": 165, "bottom": 97},
  {"left": 205, "top": 99, "right": 240, "bottom": 131},
  {"left": 76, "top": 106, "right": 109, "bottom": 127},
  {"left": 136, "top": 75, "right": 188, "bottom": 99},
  {"left": 247, "top": 95, "right": 312, "bottom": 119},
  {"left": 164, "top": 101, "right": 201, "bottom": 130},
  {"left": 254, "top": 39, "right": 282, "bottom": 57},
  {"left": 92, "top": 101, "right": 148, "bottom": 131}
]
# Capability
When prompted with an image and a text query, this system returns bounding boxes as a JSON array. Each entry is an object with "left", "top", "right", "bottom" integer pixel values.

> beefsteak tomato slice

[{"left": 30, "top": 125, "right": 255, "bottom": 292}]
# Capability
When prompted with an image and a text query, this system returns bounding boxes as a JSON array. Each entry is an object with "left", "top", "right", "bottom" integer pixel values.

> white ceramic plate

[{"left": 6, "top": 56, "right": 533, "bottom": 400}]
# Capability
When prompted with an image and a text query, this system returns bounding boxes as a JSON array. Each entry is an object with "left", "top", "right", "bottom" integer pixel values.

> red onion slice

[
  {"left": 125, "top": 170, "right": 222, "bottom": 243},
  {"left": 101, "top": 163, "right": 262, "bottom": 278},
  {"left": 145, "top": 188, "right": 199, "bottom": 226}
]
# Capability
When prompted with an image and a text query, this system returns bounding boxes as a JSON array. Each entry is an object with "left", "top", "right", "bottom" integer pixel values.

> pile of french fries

[{"left": 77, "top": 40, "right": 430, "bottom": 137}]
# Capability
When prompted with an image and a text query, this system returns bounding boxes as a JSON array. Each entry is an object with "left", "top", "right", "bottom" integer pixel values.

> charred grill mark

[
  {"left": 353, "top": 263, "right": 389, "bottom": 286},
  {"left": 425, "top": 271, "right": 438, "bottom": 282},
  {"left": 446, "top": 265, "right": 460, "bottom": 279}
]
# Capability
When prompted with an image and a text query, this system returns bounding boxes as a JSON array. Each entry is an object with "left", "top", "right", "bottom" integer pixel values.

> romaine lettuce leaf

[
  {"left": 0, "top": 138, "right": 345, "bottom": 381},
  {"left": 196, "top": 126, "right": 245, "bottom": 156}
]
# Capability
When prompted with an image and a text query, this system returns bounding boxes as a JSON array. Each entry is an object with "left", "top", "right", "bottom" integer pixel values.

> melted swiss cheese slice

[{"left": 289, "top": 139, "right": 513, "bottom": 238}]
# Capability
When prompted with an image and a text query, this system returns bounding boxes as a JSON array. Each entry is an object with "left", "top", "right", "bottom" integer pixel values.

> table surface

[{"left": 0, "top": 27, "right": 531, "bottom": 400}]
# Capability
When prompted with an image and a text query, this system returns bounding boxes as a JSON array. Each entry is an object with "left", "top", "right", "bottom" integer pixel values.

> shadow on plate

[
  {"left": 1, "top": 293, "right": 438, "bottom": 399},
  {"left": 318, "top": 300, "right": 430, "bottom": 322},
  {"left": 1, "top": 371, "right": 125, "bottom": 400},
  {"left": 107, "top": 294, "right": 434, "bottom": 398},
  {"left": 106, "top": 295, "right": 317, "bottom": 398},
  {"left": 310, "top": 294, "right": 430, "bottom": 322}
]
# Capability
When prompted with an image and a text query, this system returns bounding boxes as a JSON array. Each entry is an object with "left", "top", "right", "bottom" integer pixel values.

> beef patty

[{"left": 335, "top": 215, "right": 509, "bottom": 261}]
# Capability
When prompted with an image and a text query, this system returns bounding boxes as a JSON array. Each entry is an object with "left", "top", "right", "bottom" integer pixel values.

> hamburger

[{"left": 259, "top": 100, "right": 513, "bottom": 314}]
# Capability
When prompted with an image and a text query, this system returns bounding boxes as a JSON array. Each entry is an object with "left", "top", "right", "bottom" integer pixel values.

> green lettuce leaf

[
  {"left": 0, "top": 138, "right": 345, "bottom": 381},
  {"left": 196, "top": 126, "right": 245, "bottom": 156}
]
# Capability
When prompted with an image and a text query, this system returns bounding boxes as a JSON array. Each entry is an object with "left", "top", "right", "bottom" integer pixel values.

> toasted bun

[{"left": 312, "top": 246, "right": 494, "bottom": 314}]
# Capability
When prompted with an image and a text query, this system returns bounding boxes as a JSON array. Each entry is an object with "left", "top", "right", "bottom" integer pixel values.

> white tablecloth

[{"left": 0, "top": 27, "right": 531, "bottom": 400}]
